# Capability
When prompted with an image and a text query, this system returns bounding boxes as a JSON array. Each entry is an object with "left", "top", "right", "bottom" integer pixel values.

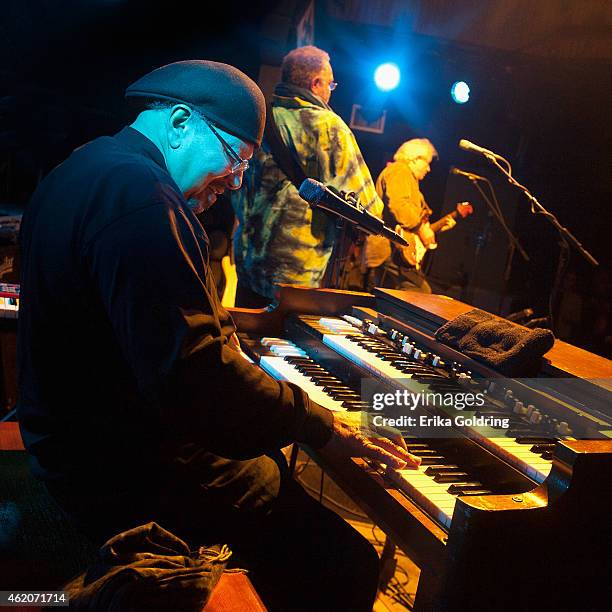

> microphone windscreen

[{"left": 298, "top": 178, "right": 324, "bottom": 203}]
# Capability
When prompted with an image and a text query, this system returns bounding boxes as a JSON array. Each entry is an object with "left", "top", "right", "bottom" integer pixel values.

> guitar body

[
  {"left": 394, "top": 226, "right": 429, "bottom": 269},
  {"left": 395, "top": 202, "right": 473, "bottom": 270}
]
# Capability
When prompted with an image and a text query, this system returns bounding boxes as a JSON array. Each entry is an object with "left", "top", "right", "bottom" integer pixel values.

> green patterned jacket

[{"left": 232, "top": 90, "right": 382, "bottom": 300}]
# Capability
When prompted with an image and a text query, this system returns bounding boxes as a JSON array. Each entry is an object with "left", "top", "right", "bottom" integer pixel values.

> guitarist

[{"left": 365, "top": 138, "right": 457, "bottom": 293}]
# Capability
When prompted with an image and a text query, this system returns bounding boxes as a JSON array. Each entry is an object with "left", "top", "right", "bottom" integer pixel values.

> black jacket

[{"left": 17, "top": 127, "right": 332, "bottom": 490}]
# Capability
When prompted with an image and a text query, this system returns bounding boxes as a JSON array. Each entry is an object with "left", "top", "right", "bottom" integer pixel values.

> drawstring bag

[{"left": 64, "top": 522, "right": 236, "bottom": 611}]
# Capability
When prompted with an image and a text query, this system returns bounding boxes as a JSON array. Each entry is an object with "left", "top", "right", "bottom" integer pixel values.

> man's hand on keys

[{"left": 321, "top": 411, "right": 421, "bottom": 469}]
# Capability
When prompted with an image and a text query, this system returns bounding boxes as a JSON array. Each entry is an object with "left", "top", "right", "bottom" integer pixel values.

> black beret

[{"left": 125, "top": 60, "right": 266, "bottom": 147}]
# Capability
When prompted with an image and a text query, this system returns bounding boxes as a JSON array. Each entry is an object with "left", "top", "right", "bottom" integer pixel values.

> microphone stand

[
  {"left": 467, "top": 177, "right": 529, "bottom": 311},
  {"left": 468, "top": 177, "right": 529, "bottom": 264},
  {"left": 306, "top": 183, "right": 408, "bottom": 291},
  {"left": 322, "top": 217, "right": 353, "bottom": 290},
  {"left": 480, "top": 151, "right": 599, "bottom": 331},
  {"left": 321, "top": 189, "right": 366, "bottom": 291},
  {"left": 464, "top": 210, "right": 490, "bottom": 305}
]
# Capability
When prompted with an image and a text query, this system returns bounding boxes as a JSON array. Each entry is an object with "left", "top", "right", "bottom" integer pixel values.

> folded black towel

[
  {"left": 64, "top": 522, "right": 232, "bottom": 611},
  {"left": 435, "top": 308, "right": 555, "bottom": 376}
]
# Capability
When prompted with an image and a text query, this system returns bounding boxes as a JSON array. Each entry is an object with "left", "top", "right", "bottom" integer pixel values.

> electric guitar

[{"left": 395, "top": 202, "right": 473, "bottom": 269}]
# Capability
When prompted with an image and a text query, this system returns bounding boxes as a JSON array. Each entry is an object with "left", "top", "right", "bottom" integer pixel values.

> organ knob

[
  {"left": 342, "top": 314, "right": 363, "bottom": 328},
  {"left": 402, "top": 344, "right": 414, "bottom": 356},
  {"left": 431, "top": 354, "right": 441, "bottom": 367},
  {"left": 504, "top": 389, "right": 514, "bottom": 402},
  {"left": 529, "top": 409, "right": 543, "bottom": 424},
  {"left": 557, "top": 421, "right": 572, "bottom": 436},
  {"left": 362, "top": 319, "right": 380, "bottom": 334},
  {"left": 368, "top": 323, "right": 381, "bottom": 335},
  {"left": 513, "top": 400, "right": 526, "bottom": 415},
  {"left": 389, "top": 329, "right": 403, "bottom": 343},
  {"left": 526, "top": 404, "right": 535, "bottom": 417}
]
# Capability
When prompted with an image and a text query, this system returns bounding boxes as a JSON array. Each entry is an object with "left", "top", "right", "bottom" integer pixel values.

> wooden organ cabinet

[{"left": 230, "top": 286, "right": 612, "bottom": 611}]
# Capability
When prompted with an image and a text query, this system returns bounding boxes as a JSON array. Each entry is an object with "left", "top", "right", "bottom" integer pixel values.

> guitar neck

[{"left": 430, "top": 210, "right": 458, "bottom": 234}]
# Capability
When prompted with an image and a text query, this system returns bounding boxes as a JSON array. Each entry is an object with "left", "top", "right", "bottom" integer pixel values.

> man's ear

[{"left": 167, "top": 105, "right": 193, "bottom": 149}]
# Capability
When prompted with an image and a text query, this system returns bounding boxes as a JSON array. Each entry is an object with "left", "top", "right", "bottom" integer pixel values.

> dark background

[{"left": 1, "top": 0, "right": 610, "bottom": 356}]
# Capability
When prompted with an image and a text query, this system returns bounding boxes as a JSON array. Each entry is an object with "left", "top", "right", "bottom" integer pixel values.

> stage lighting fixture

[
  {"left": 374, "top": 63, "right": 400, "bottom": 92},
  {"left": 451, "top": 81, "right": 470, "bottom": 104}
]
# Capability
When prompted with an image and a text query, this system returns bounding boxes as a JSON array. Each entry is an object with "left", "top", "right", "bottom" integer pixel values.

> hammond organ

[{"left": 231, "top": 286, "right": 612, "bottom": 611}]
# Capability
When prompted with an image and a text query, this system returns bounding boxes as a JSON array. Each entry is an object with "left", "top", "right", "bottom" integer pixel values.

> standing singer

[{"left": 232, "top": 45, "right": 383, "bottom": 307}]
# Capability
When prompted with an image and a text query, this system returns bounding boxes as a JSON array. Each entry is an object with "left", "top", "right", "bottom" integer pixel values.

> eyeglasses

[
  {"left": 203, "top": 117, "right": 249, "bottom": 174},
  {"left": 329, "top": 81, "right": 338, "bottom": 91}
]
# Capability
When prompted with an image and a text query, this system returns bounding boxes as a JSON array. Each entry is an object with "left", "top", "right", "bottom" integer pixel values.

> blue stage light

[
  {"left": 374, "top": 63, "right": 401, "bottom": 92},
  {"left": 451, "top": 81, "right": 470, "bottom": 104}
]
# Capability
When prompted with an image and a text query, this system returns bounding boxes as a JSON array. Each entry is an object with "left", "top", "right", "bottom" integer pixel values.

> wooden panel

[
  {"left": 230, "top": 284, "right": 375, "bottom": 337},
  {"left": 308, "top": 447, "right": 447, "bottom": 571},
  {"left": 0, "top": 326, "right": 18, "bottom": 414},
  {"left": 324, "top": 0, "right": 612, "bottom": 61},
  {"left": 0, "top": 421, "right": 23, "bottom": 450},
  {"left": 203, "top": 573, "right": 267, "bottom": 612},
  {"left": 376, "top": 289, "right": 612, "bottom": 381},
  {"left": 377, "top": 290, "right": 473, "bottom": 326}
]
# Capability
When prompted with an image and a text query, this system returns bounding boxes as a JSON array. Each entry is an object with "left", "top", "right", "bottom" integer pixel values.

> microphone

[
  {"left": 458, "top": 139, "right": 501, "bottom": 159},
  {"left": 298, "top": 178, "right": 409, "bottom": 247},
  {"left": 506, "top": 307, "right": 534, "bottom": 324},
  {"left": 450, "top": 166, "right": 487, "bottom": 181}
]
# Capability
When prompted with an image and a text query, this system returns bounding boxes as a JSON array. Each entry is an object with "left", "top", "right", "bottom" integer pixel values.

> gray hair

[
  {"left": 281, "top": 46, "right": 330, "bottom": 89},
  {"left": 394, "top": 138, "right": 438, "bottom": 162}
]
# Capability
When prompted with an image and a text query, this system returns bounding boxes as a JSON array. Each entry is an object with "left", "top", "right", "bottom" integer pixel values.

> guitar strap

[
  {"left": 263, "top": 106, "right": 355, "bottom": 289},
  {"left": 263, "top": 105, "right": 307, "bottom": 190}
]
